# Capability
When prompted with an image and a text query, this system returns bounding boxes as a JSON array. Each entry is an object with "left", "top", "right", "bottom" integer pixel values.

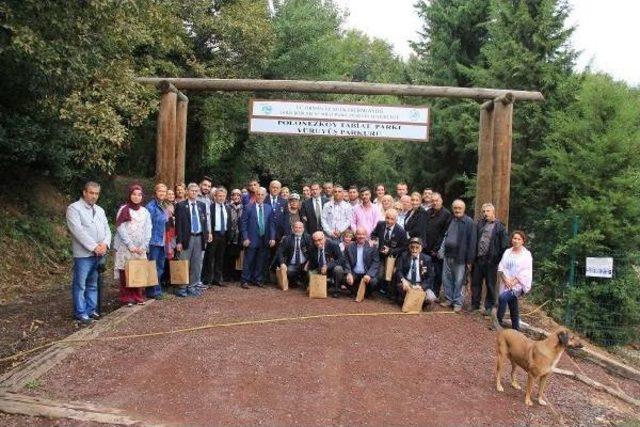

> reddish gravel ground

[{"left": 19, "top": 285, "right": 640, "bottom": 426}]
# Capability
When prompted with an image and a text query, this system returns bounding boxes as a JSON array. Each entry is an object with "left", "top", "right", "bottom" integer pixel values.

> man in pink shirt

[{"left": 351, "top": 187, "right": 379, "bottom": 236}]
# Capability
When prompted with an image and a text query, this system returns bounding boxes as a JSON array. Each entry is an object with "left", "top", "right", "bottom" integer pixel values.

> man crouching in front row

[
  {"left": 395, "top": 237, "right": 437, "bottom": 305},
  {"left": 277, "top": 221, "right": 311, "bottom": 288},
  {"left": 308, "top": 231, "right": 345, "bottom": 297},
  {"left": 343, "top": 227, "right": 380, "bottom": 297}
]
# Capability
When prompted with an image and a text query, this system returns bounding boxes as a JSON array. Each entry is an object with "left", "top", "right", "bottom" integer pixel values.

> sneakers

[
  {"left": 76, "top": 316, "right": 93, "bottom": 325},
  {"left": 439, "top": 301, "right": 451, "bottom": 308},
  {"left": 241, "top": 283, "right": 250, "bottom": 289},
  {"left": 453, "top": 305, "right": 462, "bottom": 313},
  {"left": 89, "top": 312, "right": 101, "bottom": 320},
  {"left": 186, "top": 287, "right": 202, "bottom": 297},
  {"left": 175, "top": 289, "right": 188, "bottom": 298}
]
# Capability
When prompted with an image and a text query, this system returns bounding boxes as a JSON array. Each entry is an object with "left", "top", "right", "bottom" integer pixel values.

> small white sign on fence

[{"left": 585, "top": 257, "right": 613, "bottom": 278}]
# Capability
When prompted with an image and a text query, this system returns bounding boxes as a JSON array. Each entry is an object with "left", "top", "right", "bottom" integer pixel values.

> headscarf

[{"left": 116, "top": 184, "right": 143, "bottom": 227}]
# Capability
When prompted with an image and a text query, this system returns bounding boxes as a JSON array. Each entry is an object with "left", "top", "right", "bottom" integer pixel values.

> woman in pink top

[{"left": 496, "top": 230, "right": 533, "bottom": 330}]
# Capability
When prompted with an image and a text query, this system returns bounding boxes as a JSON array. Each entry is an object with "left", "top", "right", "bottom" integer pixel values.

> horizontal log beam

[{"left": 136, "top": 77, "right": 544, "bottom": 101}]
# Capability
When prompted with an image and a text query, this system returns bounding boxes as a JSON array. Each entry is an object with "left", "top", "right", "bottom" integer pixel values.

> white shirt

[
  {"left": 405, "top": 256, "right": 421, "bottom": 283},
  {"left": 290, "top": 235, "right": 307, "bottom": 265},
  {"left": 214, "top": 203, "right": 227, "bottom": 232},
  {"left": 354, "top": 244, "right": 365, "bottom": 274}
]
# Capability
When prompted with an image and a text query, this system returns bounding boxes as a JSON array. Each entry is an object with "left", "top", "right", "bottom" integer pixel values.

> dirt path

[{"left": 17, "top": 285, "right": 639, "bottom": 426}]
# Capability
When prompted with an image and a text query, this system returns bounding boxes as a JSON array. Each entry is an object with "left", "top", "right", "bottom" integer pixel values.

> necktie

[
  {"left": 319, "top": 248, "right": 325, "bottom": 267},
  {"left": 410, "top": 258, "right": 418, "bottom": 283},
  {"left": 294, "top": 237, "right": 301, "bottom": 265},
  {"left": 258, "top": 204, "right": 264, "bottom": 236},
  {"left": 315, "top": 198, "right": 321, "bottom": 220},
  {"left": 91, "top": 205, "right": 96, "bottom": 218},
  {"left": 191, "top": 203, "right": 199, "bottom": 233},
  {"left": 385, "top": 227, "right": 391, "bottom": 241},
  {"left": 219, "top": 204, "right": 226, "bottom": 232}
]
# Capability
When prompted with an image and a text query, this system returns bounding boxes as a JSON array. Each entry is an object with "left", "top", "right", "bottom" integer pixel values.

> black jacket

[
  {"left": 395, "top": 252, "right": 434, "bottom": 291},
  {"left": 424, "top": 207, "right": 452, "bottom": 255},
  {"left": 308, "top": 239, "right": 344, "bottom": 271},
  {"left": 175, "top": 200, "right": 209, "bottom": 250},
  {"left": 277, "top": 233, "right": 312, "bottom": 265},
  {"left": 474, "top": 219, "right": 509, "bottom": 264},
  {"left": 300, "top": 197, "right": 326, "bottom": 234},
  {"left": 443, "top": 214, "right": 477, "bottom": 264},
  {"left": 403, "top": 207, "right": 429, "bottom": 245},
  {"left": 209, "top": 202, "right": 232, "bottom": 240},
  {"left": 343, "top": 243, "right": 380, "bottom": 278},
  {"left": 370, "top": 221, "right": 409, "bottom": 257}
]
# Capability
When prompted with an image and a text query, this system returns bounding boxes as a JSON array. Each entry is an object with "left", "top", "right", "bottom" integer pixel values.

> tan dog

[{"left": 496, "top": 327, "right": 582, "bottom": 406}]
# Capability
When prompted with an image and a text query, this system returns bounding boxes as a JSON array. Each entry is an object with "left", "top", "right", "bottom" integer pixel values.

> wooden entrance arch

[{"left": 136, "top": 77, "right": 543, "bottom": 227}]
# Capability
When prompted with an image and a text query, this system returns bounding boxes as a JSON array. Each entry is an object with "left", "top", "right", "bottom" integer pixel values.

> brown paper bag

[
  {"left": 235, "top": 250, "right": 244, "bottom": 271},
  {"left": 402, "top": 287, "right": 426, "bottom": 313},
  {"left": 276, "top": 266, "right": 289, "bottom": 291},
  {"left": 384, "top": 256, "right": 396, "bottom": 281},
  {"left": 355, "top": 278, "right": 366, "bottom": 302},
  {"left": 169, "top": 259, "right": 189, "bottom": 285},
  {"left": 308, "top": 272, "right": 327, "bottom": 299},
  {"left": 125, "top": 260, "right": 158, "bottom": 288}
]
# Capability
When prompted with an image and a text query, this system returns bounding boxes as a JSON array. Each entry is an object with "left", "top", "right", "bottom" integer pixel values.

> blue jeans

[
  {"left": 442, "top": 257, "right": 467, "bottom": 307},
  {"left": 72, "top": 256, "right": 101, "bottom": 319},
  {"left": 147, "top": 245, "right": 165, "bottom": 298},
  {"left": 497, "top": 290, "right": 521, "bottom": 330}
]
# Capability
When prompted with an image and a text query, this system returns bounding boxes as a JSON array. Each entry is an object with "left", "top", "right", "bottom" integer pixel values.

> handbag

[{"left": 125, "top": 260, "right": 158, "bottom": 288}]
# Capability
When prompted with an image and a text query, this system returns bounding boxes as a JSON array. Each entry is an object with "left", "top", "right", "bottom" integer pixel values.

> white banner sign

[
  {"left": 585, "top": 257, "right": 613, "bottom": 278},
  {"left": 249, "top": 99, "right": 429, "bottom": 141}
]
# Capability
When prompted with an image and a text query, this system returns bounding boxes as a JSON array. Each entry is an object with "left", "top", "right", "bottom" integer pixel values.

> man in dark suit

[
  {"left": 424, "top": 192, "right": 452, "bottom": 299},
  {"left": 202, "top": 187, "right": 232, "bottom": 287},
  {"left": 277, "top": 221, "right": 311, "bottom": 287},
  {"left": 240, "top": 187, "right": 276, "bottom": 288},
  {"left": 175, "top": 183, "right": 211, "bottom": 297},
  {"left": 343, "top": 227, "right": 380, "bottom": 297},
  {"left": 300, "top": 182, "right": 326, "bottom": 235},
  {"left": 395, "top": 237, "right": 436, "bottom": 305},
  {"left": 307, "top": 231, "right": 345, "bottom": 297},
  {"left": 370, "top": 208, "right": 408, "bottom": 298},
  {"left": 265, "top": 180, "right": 288, "bottom": 239}
]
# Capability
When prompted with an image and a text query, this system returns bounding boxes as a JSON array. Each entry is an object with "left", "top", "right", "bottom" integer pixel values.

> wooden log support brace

[
  {"left": 175, "top": 92, "right": 188, "bottom": 188},
  {"left": 491, "top": 93, "right": 514, "bottom": 228},
  {"left": 475, "top": 103, "right": 495, "bottom": 220},
  {"left": 155, "top": 83, "right": 178, "bottom": 186}
]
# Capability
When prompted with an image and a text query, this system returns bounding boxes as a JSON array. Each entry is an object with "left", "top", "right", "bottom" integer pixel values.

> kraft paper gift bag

[
  {"left": 276, "top": 266, "right": 289, "bottom": 291},
  {"left": 384, "top": 256, "right": 396, "bottom": 281},
  {"left": 235, "top": 250, "right": 244, "bottom": 271},
  {"left": 308, "top": 272, "right": 327, "bottom": 299},
  {"left": 146, "top": 260, "right": 159, "bottom": 287},
  {"left": 169, "top": 259, "right": 189, "bottom": 285},
  {"left": 355, "top": 278, "right": 366, "bottom": 302},
  {"left": 125, "top": 260, "right": 157, "bottom": 288},
  {"left": 402, "top": 287, "right": 426, "bottom": 313}
]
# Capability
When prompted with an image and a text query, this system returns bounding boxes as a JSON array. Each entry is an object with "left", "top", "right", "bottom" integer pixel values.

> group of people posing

[{"left": 66, "top": 178, "right": 532, "bottom": 330}]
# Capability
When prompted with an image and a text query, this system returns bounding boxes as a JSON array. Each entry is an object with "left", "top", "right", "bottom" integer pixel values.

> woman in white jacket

[
  {"left": 114, "top": 184, "right": 152, "bottom": 306},
  {"left": 496, "top": 230, "right": 533, "bottom": 330}
]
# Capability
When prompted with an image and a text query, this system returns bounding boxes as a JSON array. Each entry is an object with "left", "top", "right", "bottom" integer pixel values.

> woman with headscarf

[{"left": 113, "top": 184, "right": 152, "bottom": 306}]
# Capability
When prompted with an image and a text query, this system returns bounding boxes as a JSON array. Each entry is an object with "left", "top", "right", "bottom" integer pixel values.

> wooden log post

[
  {"left": 491, "top": 93, "right": 514, "bottom": 228},
  {"left": 475, "top": 101, "right": 495, "bottom": 220},
  {"left": 174, "top": 92, "right": 188, "bottom": 188},
  {"left": 155, "top": 81, "right": 178, "bottom": 186}
]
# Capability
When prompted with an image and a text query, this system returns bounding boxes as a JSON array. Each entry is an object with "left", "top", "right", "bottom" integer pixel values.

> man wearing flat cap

[
  {"left": 281, "top": 192, "right": 303, "bottom": 238},
  {"left": 395, "top": 237, "right": 436, "bottom": 305}
]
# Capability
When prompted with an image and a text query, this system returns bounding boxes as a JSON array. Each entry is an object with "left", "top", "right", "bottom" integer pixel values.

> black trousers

[
  {"left": 202, "top": 233, "right": 227, "bottom": 285},
  {"left": 430, "top": 254, "right": 444, "bottom": 298},
  {"left": 471, "top": 257, "right": 498, "bottom": 310},
  {"left": 350, "top": 273, "right": 379, "bottom": 296},
  {"left": 286, "top": 263, "right": 307, "bottom": 286}
]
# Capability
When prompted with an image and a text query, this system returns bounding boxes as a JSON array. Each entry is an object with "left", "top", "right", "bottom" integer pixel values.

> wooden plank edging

[{"left": 0, "top": 301, "right": 153, "bottom": 392}]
